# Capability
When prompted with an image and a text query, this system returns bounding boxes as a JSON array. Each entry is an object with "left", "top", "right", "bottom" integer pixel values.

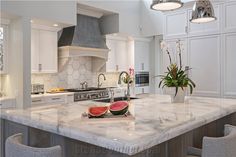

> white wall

[
  {"left": 2, "top": 1, "right": 77, "bottom": 26},
  {"left": 140, "top": 0, "right": 163, "bottom": 36}
]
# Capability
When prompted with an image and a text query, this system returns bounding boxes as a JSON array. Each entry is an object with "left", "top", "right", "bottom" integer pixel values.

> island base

[{"left": 1, "top": 113, "right": 236, "bottom": 157}]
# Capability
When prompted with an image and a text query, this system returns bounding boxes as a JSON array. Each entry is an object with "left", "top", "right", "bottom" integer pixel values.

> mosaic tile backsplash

[{"left": 31, "top": 57, "right": 120, "bottom": 91}]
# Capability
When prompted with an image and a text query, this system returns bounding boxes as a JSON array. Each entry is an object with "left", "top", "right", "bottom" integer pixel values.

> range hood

[{"left": 58, "top": 14, "right": 109, "bottom": 72}]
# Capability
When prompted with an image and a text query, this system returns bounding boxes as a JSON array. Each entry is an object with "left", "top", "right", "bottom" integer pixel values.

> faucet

[
  {"left": 97, "top": 73, "right": 106, "bottom": 88},
  {"left": 80, "top": 81, "right": 88, "bottom": 90},
  {"left": 118, "top": 71, "right": 131, "bottom": 101}
]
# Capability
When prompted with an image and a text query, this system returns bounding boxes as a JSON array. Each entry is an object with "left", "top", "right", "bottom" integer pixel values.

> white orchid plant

[{"left": 159, "top": 40, "right": 196, "bottom": 96}]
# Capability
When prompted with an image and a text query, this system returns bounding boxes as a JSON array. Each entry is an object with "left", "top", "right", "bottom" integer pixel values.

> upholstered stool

[
  {"left": 5, "top": 133, "right": 62, "bottom": 157},
  {"left": 187, "top": 124, "right": 236, "bottom": 157}
]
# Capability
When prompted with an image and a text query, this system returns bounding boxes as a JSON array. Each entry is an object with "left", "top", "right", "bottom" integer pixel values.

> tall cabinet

[
  {"left": 162, "top": 1, "right": 236, "bottom": 98},
  {"left": 31, "top": 25, "right": 59, "bottom": 73}
]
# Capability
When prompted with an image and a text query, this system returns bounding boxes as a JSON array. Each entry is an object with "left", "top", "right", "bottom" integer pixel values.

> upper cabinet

[
  {"left": 0, "top": 24, "right": 9, "bottom": 74},
  {"left": 164, "top": 3, "right": 222, "bottom": 39},
  {"left": 106, "top": 36, "right": 133, "bottom": 72},
  {"left": 223, "top": 1, "right": 236, "bottom": 33},
  {"left": 134, "top": 39, "right": 150, "bottom": 72},
  {"left": 31, "top": 25, "right": 58, "bottom": 73},
  {"left": 163, "top": 10, "right": 188, "bottom": 39}
]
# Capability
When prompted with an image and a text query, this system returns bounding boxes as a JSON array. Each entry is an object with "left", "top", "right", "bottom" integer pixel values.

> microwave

[{"left": 135, "top": 72, "right": 149, "bottom": 87}]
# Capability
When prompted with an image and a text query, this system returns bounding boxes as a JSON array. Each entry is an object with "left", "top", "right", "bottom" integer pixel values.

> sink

[{"left": 93, "top": 97, "right": 138, "bottom": 103}]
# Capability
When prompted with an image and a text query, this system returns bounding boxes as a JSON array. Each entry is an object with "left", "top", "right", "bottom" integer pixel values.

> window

[{"left": 0, "top": 24, "right": 8, "bottom": 73}]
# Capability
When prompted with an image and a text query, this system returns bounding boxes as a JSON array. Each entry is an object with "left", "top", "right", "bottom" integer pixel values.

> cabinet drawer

[
  {"left": 66, "top": 94, "right": 74, "bottom": 104},
  {"left": 45, "top": 96, "right": 65, "bottom": 104},
  {"left": 31, "top": 97, "right": 45, "bottom": 105}
]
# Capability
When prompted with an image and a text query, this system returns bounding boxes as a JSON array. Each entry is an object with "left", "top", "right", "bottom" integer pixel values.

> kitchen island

[{"left": 1, "top": 94, "right": 236, "bottom": 157}]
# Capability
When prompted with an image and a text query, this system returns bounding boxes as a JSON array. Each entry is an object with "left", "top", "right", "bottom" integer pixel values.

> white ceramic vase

[{"left": 165, "top": 87, "right": 186, "bottom": 103}]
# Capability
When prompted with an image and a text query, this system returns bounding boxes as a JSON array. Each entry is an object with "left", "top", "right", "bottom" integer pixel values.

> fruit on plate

[
  {"left": 109, "top": 101, "right": 129, "bottom": 115},
  {"left": 88, "top": 106, "right": 109, "bottom": 118}
]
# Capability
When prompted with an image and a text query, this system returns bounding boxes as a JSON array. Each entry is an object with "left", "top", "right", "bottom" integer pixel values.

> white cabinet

[
  {"left": 134, "top": 40, "right": 150, "bottom": 72},
  {"left": 106, "top": 36, "right": 132, "bottom": 72},
  {"left": 31, "top": 27, "right": 58, "bottom": 73},
  {"left": 188, "top": 35, "right": 221, "bottom": 97},
  {"left": 0, "top": 24, "right": 8, "bottom": 74},
  {"left": 31, "top": 93, "right": 73, "bottom": 106},
  {"left": 223, "top": 1, "right": 236, "bottom": 33},
  {"left": 223, "top": 33, "right": 236, "bottom": 98},
  {"left": 135, "top": 86, "right": 150, "bottom": 95},
  {"left": 188, "top": 4, "right": 221, "bottom": 37},
  {"left": 164, "top": 10, "right": 188, "bottom": 39}
]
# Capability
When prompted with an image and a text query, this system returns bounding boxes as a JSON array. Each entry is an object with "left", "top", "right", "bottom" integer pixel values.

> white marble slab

[{"left": 1, "top": 95, "right": 236, "bottom": 155}]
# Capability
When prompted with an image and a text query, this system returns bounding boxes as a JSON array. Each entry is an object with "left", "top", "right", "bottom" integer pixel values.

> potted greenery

[{"left": 159, "top": 40, "right": 196, "bottom": 103}]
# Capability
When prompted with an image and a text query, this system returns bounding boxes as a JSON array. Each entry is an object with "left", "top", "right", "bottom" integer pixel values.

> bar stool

[
  {"left": 5, "top": 133, "right": 62, "bottom": 157},
  {"left": 187, "top": 124, "right": 236, "bottom": 157}
]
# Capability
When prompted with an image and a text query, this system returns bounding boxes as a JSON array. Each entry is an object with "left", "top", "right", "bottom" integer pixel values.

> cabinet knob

[
  {"left": 141, "top": 63, "right": 144, "bottom": 70},
  {"left": 116, "top": 65, "right": 119, "bottom": 71},
  {"left": 185, "top": 26, "right": 188, "bottom": 34},
  {"left": 39, "top": 64, "right": 42, "bottom": 71}
]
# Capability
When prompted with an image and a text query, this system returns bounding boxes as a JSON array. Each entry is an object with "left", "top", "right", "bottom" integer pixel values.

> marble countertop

[{"left": 1, "top": 95, "right": 236, "bottom": 155}]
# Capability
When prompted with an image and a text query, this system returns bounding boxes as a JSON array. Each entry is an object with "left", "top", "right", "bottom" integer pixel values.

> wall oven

[{"left": 135, "top": 72, "right": 149, "bottom": 87}]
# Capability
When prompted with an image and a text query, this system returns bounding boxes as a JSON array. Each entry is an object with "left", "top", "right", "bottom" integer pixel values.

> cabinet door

[
  {"left": 31, "top": 29, "right": 40, "bottom": 73},
  {"left": 39, "top": 30, "right": 58, "bottom": 73},
  {"left": 223, "top": 2, "right": 236, "bottom": 33},
  {"left": 106, "top": 39, "right": 117, "bottom": 72},
  {"left": 115, "top": 40, "right": 128, "bottom": 71},
  {"left": 106, "top": 38, "right": 129, "bottom": 72},
  {"left": 223, "top": 33, "right": 236, "bottom": 98},
  {"left": 188, "top": 35, "right": 221, "bottom": 97},
  {"left": 134, "top": 41, "right": 150, "bottom": 71},
  {"left": 135, "top": 86, "right": 150, "bottom": 95},
  {"left": 164, "top": 10, "right": 188, "bottom": 39},
  {"left": 162, "top": 39, "right": 188, "bottom": 74},
  {"left": 188, "top": 4, "right": 221, "bottom": 37}
]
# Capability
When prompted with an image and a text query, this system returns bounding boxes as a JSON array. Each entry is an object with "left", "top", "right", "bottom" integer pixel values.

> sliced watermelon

[
  {"left": 109, "top": 101, "right": 129, "bottom": 115},
  {"left": 88, "top": 106, "right": 108, "bottom": 118}
]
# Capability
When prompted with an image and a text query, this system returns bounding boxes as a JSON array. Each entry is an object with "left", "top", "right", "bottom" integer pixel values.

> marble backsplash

[{"left": 31, "top": 57, "right": 120, "bottom": 91}]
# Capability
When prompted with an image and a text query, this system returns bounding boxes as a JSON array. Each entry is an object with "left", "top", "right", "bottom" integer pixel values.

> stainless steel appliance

[
  {"left": 31, "top": 84, "right": 44, "bottom": 94},
  {"left": 67, "top": 88, "right": 109, "bottom": 102},
  {"left": 135, "top": 72, "right": 150, "bottom": 87}
]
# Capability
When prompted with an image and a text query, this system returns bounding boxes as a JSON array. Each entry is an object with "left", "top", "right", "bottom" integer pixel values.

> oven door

[{"left": 135, "top": 72, "right": 149, "bottom": 87}]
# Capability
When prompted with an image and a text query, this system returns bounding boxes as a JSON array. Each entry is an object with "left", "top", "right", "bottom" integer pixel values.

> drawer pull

[
  {"left": 51, "top": 98, "right": 61, "bottom": 100},
  {"left": 32, "top": 100, "right": 42, "bottom": 103}
]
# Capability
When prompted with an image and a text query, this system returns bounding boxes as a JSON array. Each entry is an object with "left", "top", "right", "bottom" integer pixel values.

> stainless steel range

[{"left": 67, "top": 88, "right": 109, "bottom": 102}]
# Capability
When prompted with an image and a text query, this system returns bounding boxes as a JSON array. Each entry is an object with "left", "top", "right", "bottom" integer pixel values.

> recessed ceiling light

[
  {"left": 30, "top": 20, "right": 34, "bottom": 23},
  {"left": 53, "top": 24, "right": 59, "bottom": 27}
]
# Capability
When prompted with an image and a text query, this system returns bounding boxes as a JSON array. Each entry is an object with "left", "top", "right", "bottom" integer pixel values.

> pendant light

[
  {"left": 150, "top": 0, "right": 183, "bottom": 11},
  {"left": 190, "top": 0, "right": 216, "bottom": 23}
]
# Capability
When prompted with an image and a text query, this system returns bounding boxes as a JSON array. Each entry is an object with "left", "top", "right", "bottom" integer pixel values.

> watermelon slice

[
  {"left": 88, "top": 106, "right": 108, "bottom": 118},
  {"left": 109, "top": 101, "right": 129, "bottom": 115}
]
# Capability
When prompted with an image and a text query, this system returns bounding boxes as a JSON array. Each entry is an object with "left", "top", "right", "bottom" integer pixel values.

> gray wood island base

[
  {"left": 1, "top": 95, "right": 236, "bottom": 157},
  {"left": 1, "top": 113, "right": 236, "bottom": 157}
]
